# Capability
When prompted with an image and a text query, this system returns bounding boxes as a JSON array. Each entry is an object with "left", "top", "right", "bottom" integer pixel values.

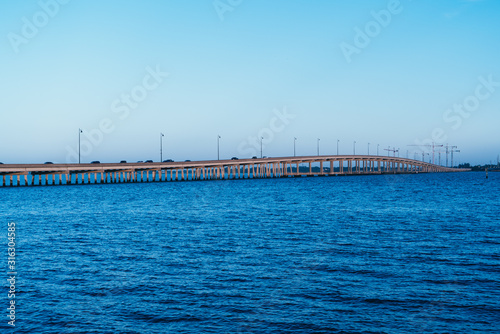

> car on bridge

[
  {"left": 252, "top": 156, "right": 258, "bottom": 159},
  {"left": 145, "top": 160, "right": 154, "bottom": 163},
  {"left": 120, "top": 160, "right": 127, "bottom": 163},
  {"left": 231, "top": 157, "right": 239, "bottom": 160},
  {"left": 91, "top": 161, "right": 100, "bottom": 164},
  {"left": 44, "top": 162, "right": 53, "bottom": 164},
  {"left": 163, "top": 159, "right": 174, "bottom": 162}
]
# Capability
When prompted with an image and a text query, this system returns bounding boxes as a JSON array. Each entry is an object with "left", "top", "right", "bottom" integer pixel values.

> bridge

[{"left": 0, "top": 155, "right": 465, "bottom": 187}]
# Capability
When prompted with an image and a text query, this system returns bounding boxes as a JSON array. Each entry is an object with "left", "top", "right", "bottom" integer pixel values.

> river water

[{"left": 0, "top": 172, "right": 498, "bottom": 333}]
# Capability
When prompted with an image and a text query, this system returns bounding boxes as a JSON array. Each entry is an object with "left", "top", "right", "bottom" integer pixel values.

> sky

[{"left": 0, "top": 0, "right": 499, "bottom": 165}]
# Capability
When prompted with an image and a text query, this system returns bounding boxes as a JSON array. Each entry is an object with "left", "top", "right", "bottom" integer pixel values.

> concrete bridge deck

[{"left": 0, "top": 155, "right": 466, "bottom": 187}]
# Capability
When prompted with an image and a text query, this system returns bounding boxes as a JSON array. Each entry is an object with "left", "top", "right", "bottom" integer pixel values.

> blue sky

[{"left": 0, "top": 0, "right": 499, "bottom": 165}]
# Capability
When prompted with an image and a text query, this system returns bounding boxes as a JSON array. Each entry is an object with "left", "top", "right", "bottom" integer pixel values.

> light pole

[
  {"left": 377, "top": 144, "right": 379, "bottom": 156},
  {"left": 217, "top": 135, "right": 221, "bottom": 160},
  {"left": 294, "top": 137, "right": 297, "bottom": 157},
  {"left": 260, "top": 137, "right": 263, "bottom": 158},
  {"left": 337, "top": 139, "right": 339, "bottom": 155},
  {"left": 368, "top": 142, "right": 370, "bottom": 155},
  {"left": 317, "top": 138, "right": 320, "bottom": 156},
  {"left": 353, "top": 141, "right": 356, "bottom": 155},
  {"left": 78, "top": 128, "right": 83, "bottom": 164},
  {"left": 160, "top": 132, "right": 164, "bottom": 162}
]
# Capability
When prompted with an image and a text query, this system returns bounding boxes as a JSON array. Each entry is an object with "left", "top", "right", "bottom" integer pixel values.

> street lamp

[
  {"left": 217, "top": 135, "right": 221, "bottom": 160},
  {"left": 353, "top": 141, "right": 356, "bottom": 155},
  {"left": 317, "top": 138, "right": 320, "bottom": 156},
  {"left": 160, "top": 132, "right": 164, "bottom": 162},
  {"left": 368, "top": 142, "right": 370, "bottom": 155},
  {"left": 260, "top": 136, "right": 263, "bottom": 158},
  {"left": 337, "top": 139, "right": 340, "bottom": 155},
  {"left": 377, "top": 144, "right": 380, "bottom": 156},
  {"left": 78, "top": 128, "right": 83, "bottom": 164},
  {"left": 294, "top": 137, "right": 297, "bottom": 157}
]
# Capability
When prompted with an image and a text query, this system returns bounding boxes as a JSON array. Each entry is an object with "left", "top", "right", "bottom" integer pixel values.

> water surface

[{"left": 0, "top": 172, "right": 498, "bottom": 333}]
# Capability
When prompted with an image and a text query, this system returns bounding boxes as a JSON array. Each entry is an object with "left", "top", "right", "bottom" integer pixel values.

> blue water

[{"left": 1, "top": 172, "right": 499, "bottom": 333}]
